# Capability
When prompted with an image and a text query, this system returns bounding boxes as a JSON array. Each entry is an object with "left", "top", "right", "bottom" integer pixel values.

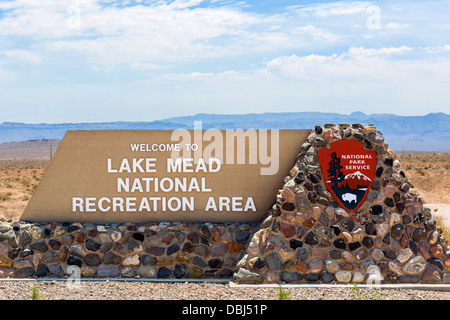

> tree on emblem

[{"left": 327, "top": 152, "right": 345, "bottom": 189}]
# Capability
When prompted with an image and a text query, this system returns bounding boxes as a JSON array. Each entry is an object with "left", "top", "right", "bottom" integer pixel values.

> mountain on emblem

[
  {"left": 318, "top": 140, "right": 377, "bottom": 213},
  {"left": 345, "top": 171, "right": 371, "bottom": 182}
]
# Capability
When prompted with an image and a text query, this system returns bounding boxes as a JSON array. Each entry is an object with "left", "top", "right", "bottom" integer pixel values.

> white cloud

[
  {"left": 0, "top": 0, "right": 344, "bottom": 67},
  {"left": 263, "top": 47, "right": 450, "bottom": 111},
  {"left": 423, "top": 45, "right": 450, "bottom": 53},
  {"left": 293, "top": 25, "right": 341, "bottom": 42},
  {"left": 157, "top": 70, "right": 239, "bottom": 81},
  {"left": 385, "top": 22, "right": 409, "bottom": 30},
  {"left": 291, "top": 1, "right": 372, "bottom": 17},
  {"left": 1, "top": 49, "right": 41, "bottom": 64},
  {"left": 131, "top": 62, "right": 165, "bottom": 70},
  {"left": 346, "top": 45, "right": 413, "bottom": 58}
]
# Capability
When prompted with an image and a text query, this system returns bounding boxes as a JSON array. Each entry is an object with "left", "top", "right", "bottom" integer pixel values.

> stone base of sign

[
  {"left": 0, "top": 220, "right": 257, "bottom": 280},
  {"left": 234, "top": 123, "right": 450, "bottom": 284}
]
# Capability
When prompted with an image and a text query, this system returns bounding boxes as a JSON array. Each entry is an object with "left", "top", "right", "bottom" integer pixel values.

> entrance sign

[
  {"left": 318, "top": 139, "right": 376, "bottom": 213},
  {"left": 22, "top": 129, "right": 309, "bottom": 223}
]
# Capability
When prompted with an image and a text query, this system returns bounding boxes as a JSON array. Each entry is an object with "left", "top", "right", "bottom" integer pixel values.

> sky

[{"left": 0, "top": 0, "right": 449, "bottom": 123}]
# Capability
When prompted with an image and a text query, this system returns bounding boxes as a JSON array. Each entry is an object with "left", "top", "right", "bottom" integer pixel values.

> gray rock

[
  {"left": 47, "top": 264, "right": 64, "bottom": 277},
  {"left": 233, "top": 268, "right": 263, "bottom": 284},
  {"left": 85, "top": 253, "right": 102, "bottom": 266},
  {"left": 420, "top": 265, "right": 442, "bottom": 283},
  {"left": 0, "top": 267, "right": 14, "bottom": 278},
  {"left": 0, "top": 230, "right": 17, "bottom": 247},
  {"left": 97, "top": 265, "right": 120, "bottom": 277},
  {"left": 19, "top": 231, "right": 32, "bottom": 247},
  {"left": 296, "top": 197, "right": 311, "bottom": 210},
  {"left": 193, "top": 256, "right": 207, "bottom": 267},
  {"left": 41, "top": 250, "right": 59, "bottom": 264},
  {"left": 14, "top": 267, "right": 35, "bottom": 278},
  {"left": 296, "top": 247, "right": 309, "bottom": 260},
  {"left": 335, "top": 270, "right": 352, "bottom": 283},
  {"left": 103, "top": 251, "right": 122, "bottom": 265},
  {"left": 35, "top": 264, "right": 48, "bottom": 277},
  {"left": 137, "top": 265, "right": 156, "bottom": 278},
  {"left": 141, "top": 254, "right": 157, "bottom": 266},
  {"left": 167, "top": 243, "right": 180, "bottom": 256},
  {"left": 13, "top": 258, "right": 33, "bottom": 269},
  {"left": 121, "top": 266, "right": 137, "bottom": 277},
  {"left": 264, "top": 252, "right": 282, "bottom": 270},
  {"left": 174, "top": 263, "right": 187, "bottom": 279},
  {"left": 85, "top": 239, "right": 101, "bottom": 251},
  {"left": 281, "top": 271, "right": 302, "bottom": 283},
  {"left": 403, "top": 256, "right": 426, "bottom": 275},
  {"left": 398, "top": 275, "right": 420, "bottom": 283},
  {"left": 443, "top": 272, "right": 450, "bottom": 283},
  {"left": 68, "top": 244, "right": 86, "bottom": 258},
  {"left": 30, "top": 240, "right": 48, "bottom": 253}
]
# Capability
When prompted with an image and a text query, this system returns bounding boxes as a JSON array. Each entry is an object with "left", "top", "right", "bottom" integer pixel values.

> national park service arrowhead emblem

[{"left": 318, "top": 139, "right": 377, "bottom": 213}]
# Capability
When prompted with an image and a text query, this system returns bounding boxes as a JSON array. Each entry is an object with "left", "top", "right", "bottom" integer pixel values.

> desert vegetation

[{"left": 0, "top": 160, "right": 48, "bottom": 220}]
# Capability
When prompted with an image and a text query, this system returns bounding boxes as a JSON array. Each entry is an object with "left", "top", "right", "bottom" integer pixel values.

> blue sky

[{"left": 0, "top": 0, "right": 449, "bottom": 123}]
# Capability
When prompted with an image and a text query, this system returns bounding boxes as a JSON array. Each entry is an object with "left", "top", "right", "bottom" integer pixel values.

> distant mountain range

[{"left": 0, "top": 112, "right": 449, "bottom": 151}]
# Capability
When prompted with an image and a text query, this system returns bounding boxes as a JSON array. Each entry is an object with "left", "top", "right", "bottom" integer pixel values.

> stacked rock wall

[
  {"left": 0, "top": 221, "right": 257, "bottom": 279},
  {"left": 234, "top": 124, "right": 450, "bottom": 284}
]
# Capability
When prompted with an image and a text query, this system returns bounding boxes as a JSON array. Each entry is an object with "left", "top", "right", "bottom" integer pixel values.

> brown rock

[
  {"left": 161, "top": 234, "right": 174, "bottom": 245},
  {"left": 280, "top": 222, "right": 296, "bottom": 238},
  {"left": 227, "top": 241, "right": 245, "bottom": 253},
  {"left": 175, "top": 253, "right": 190, "bottom": 264},
  {"left": 295, "top": 260, "right": 308, "bottom": 273},
  {"left": 281, "top": 187, "right": 296, "bottom": 203},
  {"left": 212, "top": 230, "right": 221, "bottom": 243},
  {"left": 259, "top": 228, "right": 271, "bottom": 244},
  {"left": 420, "top": 265, "right": 442, "bottom": 283},
  {"left": 321, "top": 128, "right": 333, "bottom": 142},
  {"left": 87, "top": 229, "right": 98, "bottom": 238},
  {"left": 0, "top": 267, "right": 14, "bottom": 278},
  {"left": 75, "top": 232, "right": 85, "bottom": 243},
  {"left": 113, "top": 242, "right": 127, "bottom": 255},
  {"left": 418, "top": 241, "right": 430, "bottom": 259},
  {"left": 281, "top": 213, "right": 295, "bottom": 223},
  {"left": 156, "top": 257, "right": 173, "bottom": 266},
  {"left": 400, "top": 234, "right": 409, "bottom": 248},
  {"left": 303, "top": 217, "right": 316, "bottom": 228},
  {"left": 211, "top": 244, "right": 228, "bottom": 257},
  {"left": 261, "top": 242, "right": 275, "bottom": 255},
  {"left": 445, "top": 258, "right": 450, "bottom": 269},
  {"left": 308, "top": 247, "right": 327, "bottom": 259},
  {"left": 339, "top": 262, "right": 356, "bottom": 271},
  {"left": 430, "top": 244, "right": 444, "bottom": 258},
  {"left": 281, "top": 202, "right": 296, "bottom": 212},
  {"left": 279, "top": 247, "right": 295, "bottom": 261},
  {"left": 308, "top": 257, "right": 325, "bottom": 273}
]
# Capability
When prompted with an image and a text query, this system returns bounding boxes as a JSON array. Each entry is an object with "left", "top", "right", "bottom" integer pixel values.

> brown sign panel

[{"left": 21, "top": 129, "right": 310, "bottom": 223}]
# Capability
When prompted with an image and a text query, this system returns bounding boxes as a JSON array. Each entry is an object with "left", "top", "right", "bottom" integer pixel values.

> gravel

[{"left": 1, "top": 280, "right": 449, "bottom": 300}]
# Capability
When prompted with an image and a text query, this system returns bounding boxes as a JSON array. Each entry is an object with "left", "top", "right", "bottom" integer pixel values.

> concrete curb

[
  {"left": 2, "top": 277, "right": 450, "bottom": 292},
  {"left": 0, "top": 277, "right": 230, "bottom": 283},
  {"left": 229, "top": 282, "right": 450, "bottom": 291}
]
